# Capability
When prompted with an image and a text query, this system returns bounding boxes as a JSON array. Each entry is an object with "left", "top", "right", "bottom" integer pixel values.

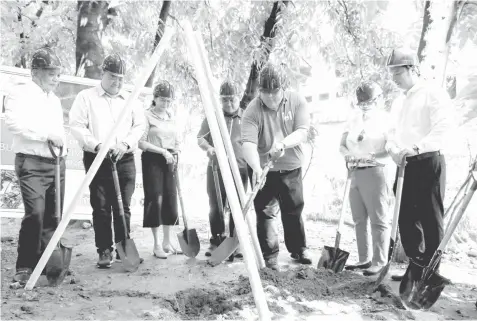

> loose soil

[{"left": 2, "top": 216, "right": 477, "bottom": 320}]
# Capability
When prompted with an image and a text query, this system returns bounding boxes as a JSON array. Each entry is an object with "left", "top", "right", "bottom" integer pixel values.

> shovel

[
  {"left": 175, "top": 161, "right": 200, "bottom": 258},
  {"left": 374, "top": 157, "right": 407, "bottom": 287},
  {"left": 212, "top": 158, "right": 225, "bottom": 232},
  {"left": 45, "top": 142, "right": 73, "bottom": 286},
  {"left": 111, "top": 157, "right": 141, "bottom": 272},
  {"left": 208, "top": 152, "right": 281, "bottom": 266},
  {"left": 316, "top": 165, "right": 353, "bottom": 273},
  {"left": 402, "top": 175, "right": 477, "bottom": 309}
]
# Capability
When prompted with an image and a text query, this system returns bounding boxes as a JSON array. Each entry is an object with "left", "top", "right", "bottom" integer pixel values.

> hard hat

[
  {"left": 386, "top": 48, "right": 419, "bottom": 67},
  {"left": 259, "top": 63, "right": 284, "bottom": 91},
  {"left": 31, "top": 47, "right": 62, "bottom": 70},
  {"left": 356, "top": 82, "right": 382, "bottom": 105},
  {"left": 219, "top": 80, "right": 237, "bottom": 96},
  {"left": 153, "top": 80, "right": 174, "bottom": 99},
  {"left": 102, "top": 53, "right": 126, "bottom": 77}
]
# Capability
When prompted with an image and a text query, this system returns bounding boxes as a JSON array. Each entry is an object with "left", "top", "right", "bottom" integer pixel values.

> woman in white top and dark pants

[{"left": 340, "top": 83, "right": 393, "bottom": 276}]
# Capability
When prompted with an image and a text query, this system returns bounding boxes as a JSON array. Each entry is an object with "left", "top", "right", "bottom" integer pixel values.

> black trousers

[
  {"left": 15, "top": 153, "right": 66, "bottom": 270},
  {"left": 252, "top": 167, "right": 307, "bottom": 260},
  {"left": 83, "top": 152, "right": 136, "bottom": 253},
  {"left": 142, "top": 151, "right": 179, "bottom": 227},
  {"left": 394, "top": 152, "right": 446, "bottom": 264},
  {"left": 206, "top": 164, "right": 249, "bottom": 241}
]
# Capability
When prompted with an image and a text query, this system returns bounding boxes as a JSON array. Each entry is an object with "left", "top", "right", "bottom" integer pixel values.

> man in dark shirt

[{"left": 241, "top": 63, "right": 311, "bottom": 271}]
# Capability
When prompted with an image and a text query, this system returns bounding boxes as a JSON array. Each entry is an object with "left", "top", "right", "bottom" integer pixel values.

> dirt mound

[{"left": 163, "top": 266, "right": 409, "bottom": 320}]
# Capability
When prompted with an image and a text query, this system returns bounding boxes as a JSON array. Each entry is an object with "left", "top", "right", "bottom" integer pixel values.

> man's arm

[
  {"left": 122, "top": 102, "right": 146, "bottom": 151},
  {"left": 4, "top": 88, "right": 49, "bottom": 141},
  {"left": 241, "top": 105, "right": 262, "bottom": 172},
  {"left": 416, "top": 88, "right": 455, "bottom": 152},
  {"left": 69, "top": 92, "right": 100, "bottom": 152},
  {"left": 197, "top": 118, "right": 213, "bottom": 151},
  {"left": 280, "top": 95, "right": 309, "bottom": 149}
]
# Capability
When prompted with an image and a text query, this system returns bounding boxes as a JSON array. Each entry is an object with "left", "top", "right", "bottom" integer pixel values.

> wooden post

[
  {"left": 183, "top": 21, "right": 271, "bottom": 321},
  {"left": 193, "top": 32, "right": 265, "bottom": 269},
  {"left": 24, "top": 28, "right": 174, "bottom": 291}
]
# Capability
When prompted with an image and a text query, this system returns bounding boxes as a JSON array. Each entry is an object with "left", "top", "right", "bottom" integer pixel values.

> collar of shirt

[
  {"left": 405, "top": 80, "right": 427, "bottom": 97},
  {"left": 96, "top": 85, "right": 126, "bottom": 100},
  {"left": 224, "top": 108, "right": 243, "bottom": 119}
]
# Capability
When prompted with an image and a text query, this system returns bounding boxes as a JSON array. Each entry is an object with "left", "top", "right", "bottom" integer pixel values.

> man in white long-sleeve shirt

[
  {"left": 4, "top": 48, "right": 66, "bottom": 282},
  {"left": 69, "top": 54, "right": 145, "bottom": 268},
  {"left": 385, "top": 48, "right": 454, "bottom": 283}
]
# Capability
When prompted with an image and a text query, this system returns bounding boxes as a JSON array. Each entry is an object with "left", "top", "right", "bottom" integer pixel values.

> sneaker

[
  {"left": 205, "top": 243, "right": 217, "bottom": 257},
  {"left": 265, "top": 258, "right": 280, "bottom": 271},
  {"left": 291, "top": 251, "right": 312, "bottom": 265},
  {"left": 233, "top": 248, "right": 243, "bottom": 259},
  {"left": 205, "top": 235, "right": 226, "bottom": 257},
  {"left": 97, "top": 249, "right": 113, "bottom": 268},
  {"left": 13, "top": 268, "right": 32, "bottom": 283}
]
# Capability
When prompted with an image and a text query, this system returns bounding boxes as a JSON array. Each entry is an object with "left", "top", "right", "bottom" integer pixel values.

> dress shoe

[
  {"left": 363, "top": 265, "right": 384, "bottom": 276},
  {"left": 344, "top": 261, "right": 371, "bottom": 271}
]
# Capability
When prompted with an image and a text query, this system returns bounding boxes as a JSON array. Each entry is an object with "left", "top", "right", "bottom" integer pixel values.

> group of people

[{"left": 5, "top": 46, "right": 453, "bottom": 287}]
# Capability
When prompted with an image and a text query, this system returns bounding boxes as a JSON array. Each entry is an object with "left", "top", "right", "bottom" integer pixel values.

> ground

[{"left": 2, "top": 214, "right": 477, "bottom": 321}]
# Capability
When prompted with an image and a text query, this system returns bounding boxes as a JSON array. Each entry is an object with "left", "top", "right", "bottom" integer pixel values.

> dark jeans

[
  {"left": 394, "top": 153, "right": 446, "bottom": 264},
  {"left": 15, "top": 153, "right": 66, "bottom": 270},
  {"left": 83, "top": 152, "right": 136, "bottom": 253},
  {"left": 206, "top": 164, "right": 249, "bottom": 241},
  {"left": 252, "top": 167, "right": 306, "bottom": 260}
]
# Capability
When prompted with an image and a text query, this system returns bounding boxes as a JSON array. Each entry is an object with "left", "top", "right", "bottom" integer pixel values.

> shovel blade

[
  {"left": 408, "top": 272, "right": 451, "bottom": 310},
  {"left": 208, "top": 237, "right": 239, "bottom": 266},
  {"left": 45, "top": 241, "right": 73, "bottom": 286},
  {"left": 177, "top": 228, "right": 200, "bottom": 258},
  {"left": 116, "top": 239, "right": 141, "bottom": 272},
  {"left": 317, "top": 246, "right": 349, "bottom": 273}
]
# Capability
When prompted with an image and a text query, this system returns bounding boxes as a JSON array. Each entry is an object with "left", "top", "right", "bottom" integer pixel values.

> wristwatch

[{"left": 122, "top": 142, "right": 130, "bottom": 150}]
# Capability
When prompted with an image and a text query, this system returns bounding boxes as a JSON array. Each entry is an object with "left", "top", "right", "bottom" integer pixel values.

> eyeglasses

[
  {"left": 220, "top": 96, "right": 235, "bottom": 103},
  {"left": 154, "top": 96, "right": 173, "bottom": 103}
]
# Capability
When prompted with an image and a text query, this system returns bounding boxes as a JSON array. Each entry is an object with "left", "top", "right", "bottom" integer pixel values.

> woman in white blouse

[
  {"left": 339, "top": 82, "right": 392, "bottom": 276},
  {"left": 139, "top": 81, "right": 182, "bottom": 259}
]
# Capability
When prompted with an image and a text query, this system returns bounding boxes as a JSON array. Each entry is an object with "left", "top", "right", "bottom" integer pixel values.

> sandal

[
  {"left": 163, "top": 243, "right": 183, "bottom": 255},
  {"left": 13, "top": 268, "right": 32, "bottom": 283},
  {"left": 153, "top": 248, "right": 169, "bottom": 259}
]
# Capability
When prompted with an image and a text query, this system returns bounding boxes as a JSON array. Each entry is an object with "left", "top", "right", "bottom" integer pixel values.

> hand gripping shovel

[
  {"left": 374, "top": 157, "right": 407, "bottom": 287},
  {"left": 175, "top": 160, "right": 200, "bottom": 258},
  {"left": 45, "top": 142, "right": 73, "bottom": 286},
  {"left": 402, "top": 175, "right": 477, "bottom": 309},
  {"left": 111, "top": 157, "right": 141, "bottom": 272},
  {"left": 208, "top": 152, "right": 281, "bottom": 266},
  {"left": 316, "top": 164, "right": 353, "bottom": 273}
]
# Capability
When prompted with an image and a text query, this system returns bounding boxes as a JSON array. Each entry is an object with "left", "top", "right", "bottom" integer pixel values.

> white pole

[
  {"left": 183, "top": 21, "right": 271, "bottom": 321},
  {"left": 194, "top": 31, "right": 265, "bottom": 269},
  {"left": 24, "top": 29, "right": 174, "bottom": 290}
]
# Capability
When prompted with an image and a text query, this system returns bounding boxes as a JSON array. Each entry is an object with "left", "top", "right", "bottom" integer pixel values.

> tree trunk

[
  {"left": 145, "top": 1, "right": 171, "bottom": 88},
  {"left": 417, "top": 1, "right": 432, "bottom": 63},
  {"left": 75, "top": 1, "right": 111, "bottom": 79},
  {"left": 239, "top": 1, "right": 288, "bottom": 110}
]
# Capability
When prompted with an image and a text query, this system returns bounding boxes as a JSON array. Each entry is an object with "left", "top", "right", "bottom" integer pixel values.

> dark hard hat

[
  {"left": 356, "top": 83, "right": 382, "bottom": 104},
  {"left": 259, "top": 63, "right": 284, "bottom": 90},
  {"left": 153, "top": 80, "right": 174, "bottom": 99},
  {"left": 102, "top": 53, "right": 126, "bottom": 77},
  {"left": 31, "top": 47, "right": 62, "bottom": 70},
  {"left": 386, "top": 48, "right": 419, "bottom": 67},
  {"left": 220, "top": 80, "right": 237, "bottom": 96}
]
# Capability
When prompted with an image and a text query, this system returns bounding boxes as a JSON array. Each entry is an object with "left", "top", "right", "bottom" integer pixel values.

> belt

[
  {"left": 16, "top": 153, "right": 59, "bottom": 164},
  {"left": 271, "top": 168, "right": 296, "bottom": 174},
  {"left": 406, "top": 151, "right": 441, "bottom": 163},
  {"left": 355, "top": 166, "right": 378, "bottom": 170}
]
